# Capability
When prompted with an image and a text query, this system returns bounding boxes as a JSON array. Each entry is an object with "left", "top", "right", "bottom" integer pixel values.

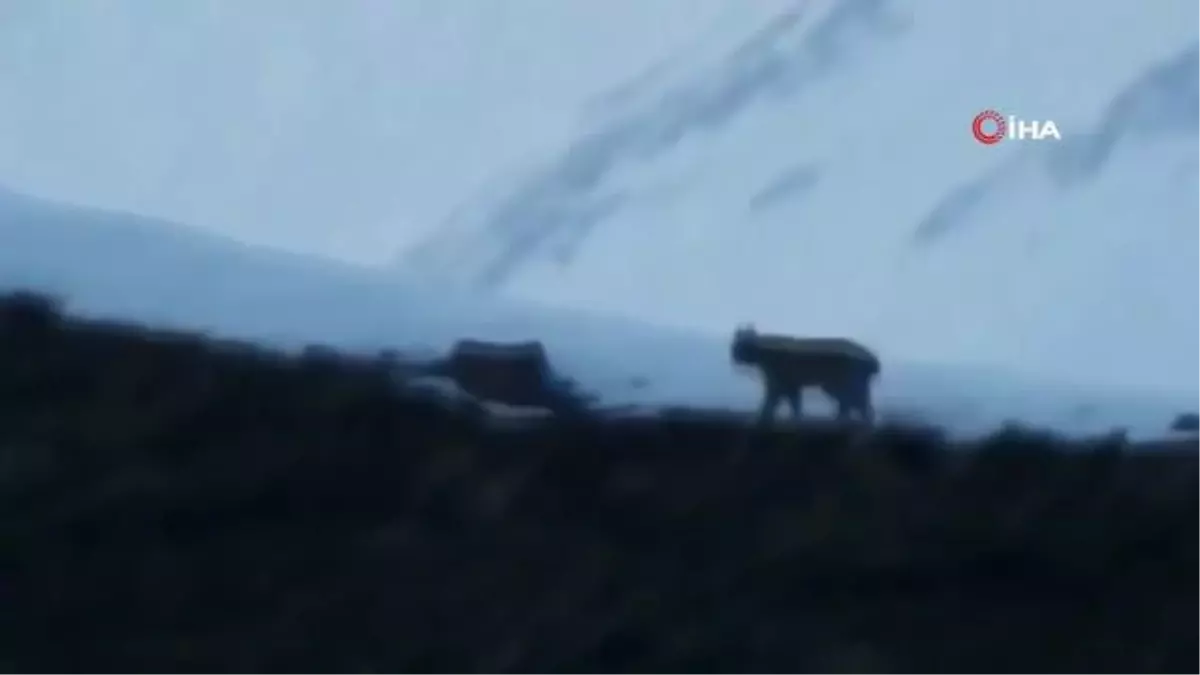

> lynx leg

[
  {"left": 824, "top": 384, "right": 851, "bottom": 421},
  {"left": 858, "top": 391, "right": 875, "bottom": 424},
  {"left": 836, "top": 397, "right": 852, "bottom": 421},
  {"left": 785, "top": 389, "right": 802, "bottom": 420},
  {"left": 758, "top": 389, "right": 781, "bottom": 426},
  {"left": 838, "top": 382, "right": 874, "bottom": 423},
  {"left": 847, "top": 376, "right": 874, "bottom": 423}
]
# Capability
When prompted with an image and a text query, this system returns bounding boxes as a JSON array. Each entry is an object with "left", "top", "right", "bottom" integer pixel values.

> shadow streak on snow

[
  {"left": 749, "top": 162, "right": 824, "bottom": 213},
  {"left": 909, "top": 177, "right": 992, "bottom": 246},
  {"left": 911, "top": 42, "right": 1199, "bottom": 246},
  {"left": 400, "top": 0, "right": 908, "bottom": 287}
]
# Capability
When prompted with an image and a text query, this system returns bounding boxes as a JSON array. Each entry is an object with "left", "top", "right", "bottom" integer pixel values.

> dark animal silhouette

[
  {"left": 412, "top": 339, "right": 593, "bottom": 414},
  {"left": 731, "top": 324, "right": 880, "bottom": 425},
  {"left": 1170, "top": 412, "right": 1199, "bottom": 433}
]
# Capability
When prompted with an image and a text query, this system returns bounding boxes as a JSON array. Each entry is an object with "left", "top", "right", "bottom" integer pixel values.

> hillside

[
  {"left": 1, "top": 185, "right": 1193, "bottom": 438},
  {"left": 1, "top": 290, "right": 1196, "bottom": 672}
]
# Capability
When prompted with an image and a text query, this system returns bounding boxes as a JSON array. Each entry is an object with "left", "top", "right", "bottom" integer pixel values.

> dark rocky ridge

[{"left": 0, "top": 290, "right": 1195, "bottom": 672}]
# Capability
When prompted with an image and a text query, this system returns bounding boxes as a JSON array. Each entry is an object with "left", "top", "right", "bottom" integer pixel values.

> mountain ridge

[{"left": 1, "top": 185, "right": 1194, "bottom": 437}]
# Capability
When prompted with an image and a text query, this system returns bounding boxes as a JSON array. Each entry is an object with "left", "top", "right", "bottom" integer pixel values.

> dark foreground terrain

[{"left": 0, "top": 291, "right": 1196, "bottom": 673}]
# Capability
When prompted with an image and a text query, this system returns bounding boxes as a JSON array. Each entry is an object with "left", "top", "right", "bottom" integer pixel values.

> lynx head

[{"left": 730, "top": 323, "right": 761, "bottom": 365}]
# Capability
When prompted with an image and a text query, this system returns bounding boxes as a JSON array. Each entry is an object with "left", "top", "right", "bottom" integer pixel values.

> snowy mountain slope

[
  {"left": 912, "top": 43, "right": 1200, "bottom": 244},
  {"left": 396, "top": 0, "right": 1198, "bottom": 395},
  {"left": 400, "top": 0, "right": 912, "bottom": 284},
  {"left": 0, "top": 186, "right": 1193, "bottom": 438},
  {"left": 0, "top": 0, "right": 792, "bottom": 263},
  {"left": 0, "top": 184, "right": 683, "bottom": 365},
  {"left": 886, "top": 44, "right": 1200, "bottom": 394}
]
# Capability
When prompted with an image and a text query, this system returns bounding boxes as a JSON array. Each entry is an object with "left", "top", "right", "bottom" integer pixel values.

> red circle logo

[{"left": 972, "top": 110, "right": 1006, "bottom": 145}]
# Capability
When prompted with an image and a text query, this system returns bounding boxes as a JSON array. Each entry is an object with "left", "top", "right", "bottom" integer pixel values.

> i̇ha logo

[{"left": 972, "top": 109, "right": 1061, "bottom": 145}]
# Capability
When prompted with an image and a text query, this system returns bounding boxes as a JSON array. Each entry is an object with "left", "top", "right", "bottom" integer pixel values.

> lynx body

[{"left": 731, "top": 325, "right": 879, "bottom": 425}]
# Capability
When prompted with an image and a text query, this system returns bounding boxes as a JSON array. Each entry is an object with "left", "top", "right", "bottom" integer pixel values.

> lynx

[{"left": 731, "top": 325, "right": 879, "bottom": 425}]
